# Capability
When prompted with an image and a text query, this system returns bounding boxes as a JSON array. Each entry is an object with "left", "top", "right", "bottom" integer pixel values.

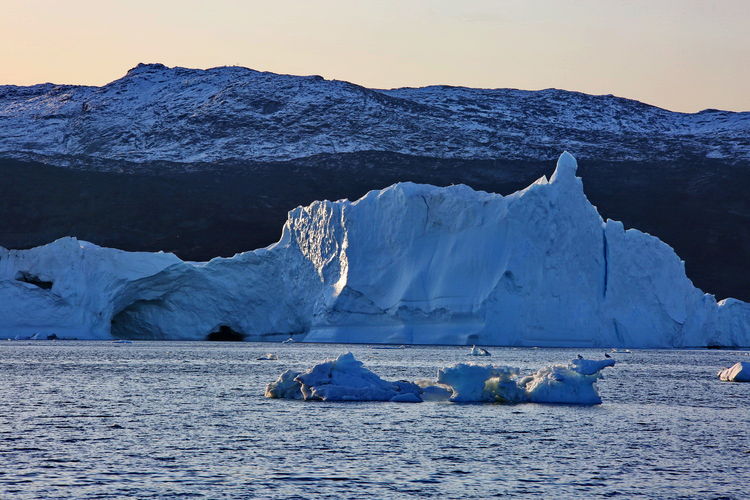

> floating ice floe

[
  {"left": 265, "top": 352, "right": 421, "bottom": 402},
  {"left": 265, "top": 352, "right": 615, "bottom": 405},
  {"left": 717, "top": 362, "right": 750, "bottom": 382},
  {"left": 469, "top": 345, "right": 492, "bottom": 356}
]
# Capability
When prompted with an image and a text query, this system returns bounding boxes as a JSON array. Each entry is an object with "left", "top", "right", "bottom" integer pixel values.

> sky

[{"left": 1, "top": 0, "right": 748, "bottom": 113}]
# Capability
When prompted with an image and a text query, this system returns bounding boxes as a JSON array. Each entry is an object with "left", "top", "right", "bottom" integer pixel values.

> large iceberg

[
  {"left": 1, "top": 152, "right": 748, "bottom": 347},
  {"left": 265, "top": 352, "right": 615, "bottom": 405}
]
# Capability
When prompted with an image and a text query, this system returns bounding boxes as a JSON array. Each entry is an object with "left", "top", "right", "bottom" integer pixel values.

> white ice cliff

[
  {"left": 265, "top": 352, "right": 616, "bottom": 405},
  {"left": 1, "top": 152, "right": 749, "bottom": 347}
]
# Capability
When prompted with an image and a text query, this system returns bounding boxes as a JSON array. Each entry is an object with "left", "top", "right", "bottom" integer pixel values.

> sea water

[{"left": 1, "top": 342, "right": 749, "bottom": 498}]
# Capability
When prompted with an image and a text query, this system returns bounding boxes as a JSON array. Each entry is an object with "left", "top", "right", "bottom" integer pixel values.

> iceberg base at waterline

[{"left": 265, "top": 352, "right": 616, "bottom": 405}]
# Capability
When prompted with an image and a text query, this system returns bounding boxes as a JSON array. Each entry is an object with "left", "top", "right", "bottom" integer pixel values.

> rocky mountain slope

[{"left": 1, "top": 63, "right": 748, "bottom": 167}]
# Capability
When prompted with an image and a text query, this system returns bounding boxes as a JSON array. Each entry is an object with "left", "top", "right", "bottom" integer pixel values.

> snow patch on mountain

[{"left": 1, "top": 63, "right": 748, "bottom": 167}]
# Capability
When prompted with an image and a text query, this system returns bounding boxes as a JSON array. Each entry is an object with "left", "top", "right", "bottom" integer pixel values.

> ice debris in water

[
  {"left": 265, "top": 352, "right": 615, "bottom": 405},
  {"left": 256, "top": 353, "right": 278, "bottom": 361},
  {"left": 469, "top": 345, "right": 492, "bottom": 356},
  {"left": 717, "top": 361, "right": 750, "bottom": 382},
  {"left": 264, "top": 352, "right": 421, "bottom": 402}
]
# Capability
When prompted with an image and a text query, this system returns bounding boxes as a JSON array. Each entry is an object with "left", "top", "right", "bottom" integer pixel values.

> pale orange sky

[{"left": 1, "top": 0, "right": 748, "bottom": 113}]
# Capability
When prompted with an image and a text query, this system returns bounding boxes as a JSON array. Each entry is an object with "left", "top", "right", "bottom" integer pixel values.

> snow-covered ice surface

[
  {"left": 2, "top": 342, "right": 749, "bottom": 499},
  {"left": 1, "top": 63, "right": 748, "bottom": 166},
  {"left": 718, "top": 361, "right": 750, "bottom": 382},
  {"left": 266, "top": 352, "right": 614, "bottom": 405},
  {"left": 1, "top": 152, "right": 749, "bottom": 346}
]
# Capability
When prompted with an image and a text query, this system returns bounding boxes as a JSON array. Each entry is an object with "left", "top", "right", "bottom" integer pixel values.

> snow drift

[
  {"left": 1, "top": 152, "right": 749, "bottom": 347},
  {"left": 265, "top": 352, "right": 615, "bottom": 405}
]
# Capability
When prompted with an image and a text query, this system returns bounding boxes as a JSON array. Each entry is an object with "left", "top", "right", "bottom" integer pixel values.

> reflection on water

[{"left": 1, "top": 342, "right": 748, "bottom": 498}]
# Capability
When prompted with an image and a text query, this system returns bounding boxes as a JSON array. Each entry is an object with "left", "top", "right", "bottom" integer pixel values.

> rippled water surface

[{"left": 1, "top": 342, "right": 749, "bottom": 498}]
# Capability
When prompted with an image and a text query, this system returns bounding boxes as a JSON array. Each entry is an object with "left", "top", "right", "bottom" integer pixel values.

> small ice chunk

[
  {"left": 469, "top": 345, "right": 492, "bottom": 356},
  {"left": 267, "top": 352, "right": 422, "bottom": 402},
  {"left": 718, "top": 362, "right": 750, "bottom": 382},
  {"left": 437, "top": 358, "right": 615, "bottom": 404}
]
